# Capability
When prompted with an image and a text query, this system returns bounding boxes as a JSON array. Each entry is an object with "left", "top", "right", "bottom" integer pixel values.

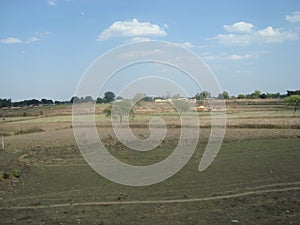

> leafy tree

[
  {"left": 54, "top": 100, "right": 63, "bottom": 105},
  {"left": 195, "top": 91, "right": 211, "bottom": 100},
  {"left": 0, "top": 98, "right": 12, "bottom": 108},
  {"left": 70, "top": 96, "right": 80, "bottom": 104},
  {"left": 259, "top": 93, "right": 267, "bottom": 99},
  {"left": 112, "top": 100, "right": 135, "bottom": 123},
  {"left": 287, "top": 90, "right": 300, "bottom": 96},
  {"left": 41, "top": 99, "right": 53, "bottom": 105},
  {"left": 284, "top": 95, "right": 300, "bottom": 115},
  {"left": 96, "top": 97, "right": 104, "bottom": 104},
  {"left": 83, "top": 96, "right": 94, "bottom": 103},
  {"left": 251, "top": 90, "right": 261, "bottom": 99},
  {"left": 266, "top": 92, "right": 280, "bottom": 99},
  {"left": 143, "top": 96, "right": 153, "bottom": 102},
  {"left": 237, "top": 94, "right": 245, "bottom": 99},
  {"left": 217, "top": 91, "right": 229, "bottom": 99},
  {"left": 28, "top": 99, "right": 40, "bottom": 106},
  {"left": 222, "top": 91, "right": 229, "bottom": 99},
  {"left": 104, "top": 91, "right": 115, "bottom": 103}
]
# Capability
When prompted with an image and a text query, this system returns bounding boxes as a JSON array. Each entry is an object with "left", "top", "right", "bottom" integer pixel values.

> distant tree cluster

[
  {"left": 0, "top": 98, "right": 71, "bottom": 108},
  {"left": 70, "top": 96, "right": 94, "bottom": 104},
  {"left": 1, "top": 90, "right": 300, "bottom": 108},
  {"left": 194, "top": 91, "right": 212, "bottom": 100},
  {"left": 70, "top": 91, "right": 116, "bottom": 104},
  {"left": 236, "top": 90, "right": 285, "bottom": 99},
  {"left": 287, "top": 90, "right": 300, "bottom": 96},
  {"left": 0, "top": 98, "right": 12, "bottom": 107}
]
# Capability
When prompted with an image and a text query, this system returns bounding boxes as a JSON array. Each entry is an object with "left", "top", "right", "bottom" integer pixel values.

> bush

[
  {"left": 2, "top": 171, "right": 9, "bottom": 179},
  {"left": 12, "top": 169, "right": 20, "bottom": 178}
]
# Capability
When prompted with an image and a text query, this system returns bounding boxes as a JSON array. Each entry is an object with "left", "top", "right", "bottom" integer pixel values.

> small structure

[{"left": 197, "top": 106, "right": 210, "bottom": 112}]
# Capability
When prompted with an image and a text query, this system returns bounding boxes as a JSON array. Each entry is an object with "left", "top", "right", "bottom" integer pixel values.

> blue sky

[{"left": 0, "top": 0, "right": 300, "bottom": 101}]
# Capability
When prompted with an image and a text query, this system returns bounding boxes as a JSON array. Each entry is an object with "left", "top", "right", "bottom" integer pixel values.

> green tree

[
  {"left": 41, "top": 99, "right": 53, "bottom": 105},
  {"left": 222, "top": 91, "right": 229, "bottom": 99},
  {"left": 217, "top": 91, "right": 229, "bottom": 99},
  {"left": 284, "top": 95, "right": 300, "bottom": 115},
  {"left": 96, "top": 97, "right": 104, "bottom": 104},
  {"left": 252, "top": 90, "right": 261, "bottom": 99},
  {"left": 104, "top": 91, "right": 115, "bottom": 103},
  {"left": 237, "top": 94, "right": 245, "bottom": 99},
  {"left": 195, "top": 91, "right": 211, "bottom": 100},
  {"left": 259, "top": 93, "right": 267, "bottom": 99},
  {"left": 142, "top": 96, "right": 153, "bottom": 102},
  {"left": 111, "top": 100, "right": 135, "bottom": 123},
  {"left": 70, "top": 96, "right": 80, "bottom": 104},
  {"left": 0, "top": 98, "right": 12, "bottom": 108},
  {"left": 83, "top": 96, "right": 94, "bottom": 103}
]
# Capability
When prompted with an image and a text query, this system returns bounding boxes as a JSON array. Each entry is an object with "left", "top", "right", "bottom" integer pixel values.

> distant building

[{"left": 197, "top": 106, "right": 210, "bottom": 112}]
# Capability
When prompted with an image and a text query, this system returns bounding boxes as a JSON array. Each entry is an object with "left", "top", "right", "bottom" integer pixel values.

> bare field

[{"left": 0, "top": 103, "right": 299, "bottom": 224}]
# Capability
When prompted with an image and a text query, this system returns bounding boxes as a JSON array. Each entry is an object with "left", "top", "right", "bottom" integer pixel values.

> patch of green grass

[{"left": 6, "top": 138, "right": 299, "bottom": 202}]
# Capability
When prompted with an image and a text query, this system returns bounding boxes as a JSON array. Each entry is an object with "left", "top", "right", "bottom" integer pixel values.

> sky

[{"left": 0, "top": 0, "right": 300, "bottom": 101}]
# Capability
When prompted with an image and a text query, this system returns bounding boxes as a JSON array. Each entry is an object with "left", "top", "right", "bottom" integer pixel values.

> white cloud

[
  {"left": 286, "top": 11, "right": 300, "bottom": 23},
  {"left": 203, "top": 53, "right": 256, "bottom": 61},
  {"left": 257, "top": 26, "right": 298, "bottom": 43},
  {"left": 0, "top": 32, "right": 51, "bottom": 45},
  {"left": 0, "top": 37, "right": 22, "bottom": 44},
  {"left": 97, "top": 18, "right": 167, "bottom": 41},
  {"left": 130, "top": 37, "right": 152, "bottom": 43},
  {"left": 26, "top": 36, "right": 41, "bottom": 43},
  {"left": 224, "top": 21, "right": 254, "bottom": 33},
  {"left": 174, "top": 41, "right": 194, "bottom": 49},
  {"left": 213, "top": 22, "right": 298, "bottom": 45},
  {"left": 226, "top": 54, "right": 254, "bottom": 60},
  {"left": 48, "top": 0, "right": 56, "bottom": 6},
  {"left": 26, "top": 32, "right": 51, "bottom": 43}
]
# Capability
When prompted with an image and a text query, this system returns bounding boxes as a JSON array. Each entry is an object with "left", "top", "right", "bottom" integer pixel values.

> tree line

[{"left": 0, "top": 90, "right": 299, "bottom": 108}]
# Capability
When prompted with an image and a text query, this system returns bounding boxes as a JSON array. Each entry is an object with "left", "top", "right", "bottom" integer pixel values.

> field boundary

[{"left": 2, "top": 185, "right": 299, "bottom": 210}]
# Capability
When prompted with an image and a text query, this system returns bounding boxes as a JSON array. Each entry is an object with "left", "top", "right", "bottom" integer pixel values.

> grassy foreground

[{"left": 0, "top": 104, "right": 299, "bottom": 224}]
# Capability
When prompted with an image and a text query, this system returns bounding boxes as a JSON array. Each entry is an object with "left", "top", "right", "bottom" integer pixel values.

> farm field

[{"left": 0, "top": 102, "right": 299, "bottom": 224}]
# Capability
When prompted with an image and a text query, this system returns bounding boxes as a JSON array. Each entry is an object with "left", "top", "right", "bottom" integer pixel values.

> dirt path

[{"left": 1, "top": 185, "right": 299, "bottom": 210}]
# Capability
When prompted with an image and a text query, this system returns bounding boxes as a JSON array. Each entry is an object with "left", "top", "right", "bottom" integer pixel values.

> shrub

[
  {"left": 2, "top": 171, "right": 9, "bottom": 179},
  {"left": 12, "top": 169, "right": 20, "bottom": 178}
]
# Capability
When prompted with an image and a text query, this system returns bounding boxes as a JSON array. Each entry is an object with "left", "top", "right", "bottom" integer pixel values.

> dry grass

[{"left": 14, "top": 127, "right": 45, "bottom": 135}]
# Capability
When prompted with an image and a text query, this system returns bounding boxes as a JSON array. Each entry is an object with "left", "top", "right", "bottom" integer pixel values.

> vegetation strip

[{"left": 2, "top": 186, "right": 299, "bottom": 210}]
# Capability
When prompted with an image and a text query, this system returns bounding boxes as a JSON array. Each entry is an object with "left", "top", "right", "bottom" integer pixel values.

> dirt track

[{"left": 2, "top": 182, "right": 299, "bottom": 210}]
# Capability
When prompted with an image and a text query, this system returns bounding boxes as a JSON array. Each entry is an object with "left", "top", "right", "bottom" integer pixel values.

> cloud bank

[{"left": 213, "top": 21, "right": 298, "bottom": 45}]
